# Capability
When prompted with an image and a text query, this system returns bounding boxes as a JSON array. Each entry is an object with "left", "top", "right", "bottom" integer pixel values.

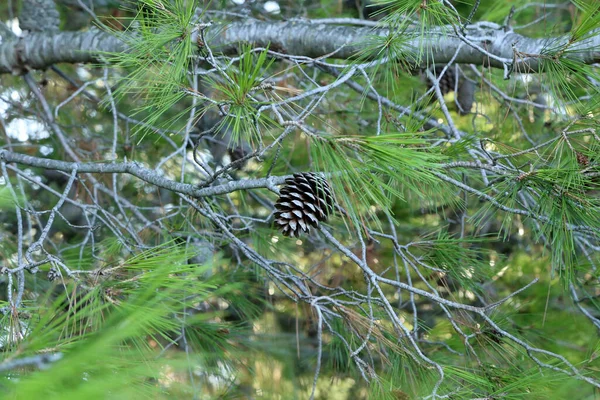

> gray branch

[
  {"left": 0, "top": 29, "right": 126, "bottom": 74},
  {"left": 56, "top": 0, "right": 124, "bottom": 7},
  {"left": 1, "top": 19, "right": 599, "bottom": 74},
  {"left": 0, "top": 353, "right": 63, "bottom": 372},
  {"left": 210, "top": 21, "right": 600, "bottom": 71},
  {"left": 0, "top": 149, "right": 286, "bottom": 198}
]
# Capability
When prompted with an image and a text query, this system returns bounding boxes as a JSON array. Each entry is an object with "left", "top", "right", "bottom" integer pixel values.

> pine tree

[{"left": 0, "top": 0, "right": 599, "bottom": 399}]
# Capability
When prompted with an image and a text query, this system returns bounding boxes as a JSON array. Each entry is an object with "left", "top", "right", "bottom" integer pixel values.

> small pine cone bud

[
  {"left": 576, "top": 151, "right": 590, "bottom": 167},
  {"left": 228, "top": 142, "right": 251, "bottom": 163},
  {"left": 427, "top": 66, "right": 456, "bottom": 96},
  {"left": 274, "top": 173, "right": 335, "bottom": 237},
  {"left": 47, "top": 267, "right": 61, "bottom": 282}
]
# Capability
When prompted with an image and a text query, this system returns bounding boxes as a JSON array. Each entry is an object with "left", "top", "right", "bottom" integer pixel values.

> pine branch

[
  {"left": 0, "top": 353, "right": 63, "bottom": 372},
  {"left": 1, "top": 20, "right": 599, "bottom": 74},
  {"left": 0, "top": 29, "right": 126, "bottom": 75},
  {"left": 0, "top": 149, "right": 286, "bottom": 198}
]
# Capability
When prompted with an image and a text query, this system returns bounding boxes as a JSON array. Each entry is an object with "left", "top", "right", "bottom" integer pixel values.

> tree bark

[
  {"left": 19, "top": 0, "right": 61, "bottom": 33},
  {"left": 0, "top": 19, "right": 598, "bottom": 75},
  {"left": 0, "top": 29, "right": 126, "bottom": 74}
]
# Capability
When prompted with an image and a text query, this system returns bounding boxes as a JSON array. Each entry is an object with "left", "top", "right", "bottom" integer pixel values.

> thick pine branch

[
  {"left": 1, "top": 20, "right": 599, "bottom": 74},
  {"left": 0, "top": 29, "right": 126, "bottom": 74}
]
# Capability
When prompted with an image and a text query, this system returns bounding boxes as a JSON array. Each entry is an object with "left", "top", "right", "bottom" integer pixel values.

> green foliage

[
  {"left": 445, "top": 363, "right": 569, "bottom": 399},
  {"left": 570, "top": 0, "right": 600, "bottom": 39},
  {"left": 203, "top": 45, "right": 276, "bottom": 147},
  {"left": 353, "top": 31, "right": 417, "bottom": 101},
  {"left": 469, "top": 130, "right": 600, "bottom": 280},
  {"left": 105, "top": 0, "right": 199, "bottom": 138},
  {"left": 310, "top": 131, "right": 450, "bottom": 228},
  {"left": 374, "top": 0, "right": 459, "bottom": 27},
  {"left": 0, "top": 241, "right": 256, "bottom": 399},
  {"left": 538, "top": 57, "right": 600, "bottom": 113},
  {"left": 0, "top": 186, "right": 21, "bottom": 209},
  {"left": 368, "top": 0, "right": 461, "bottom": 68},
  {"left": 409, "top": 233, "right": 495, "bottom": 294}
]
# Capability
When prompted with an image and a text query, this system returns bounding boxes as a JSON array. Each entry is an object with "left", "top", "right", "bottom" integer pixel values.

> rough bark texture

[
  {"left": 55, "top": 0, "right": 123, "bottom": 7},
  {"left": 0, "top": 19, "right": 599, "bottom": 74},
  {"left": 208, "top": 21, "right": 600, "bottom": 71},
  {"left": 19, "top": 0, "right": 61, "bottom": 33},
  {"left": 0, "top": 30, "right": 126, "bottom": 74}
]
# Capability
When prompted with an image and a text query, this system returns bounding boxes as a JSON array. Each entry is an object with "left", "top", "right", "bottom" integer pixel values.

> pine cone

[
  {"left": 427, "top": 66, "right": 457, "bottom": 96},
  {"left": 47, "top": 266, "right": 61, "bottom": 282},
  {"left": 576, "top": 151, "right": 590, "bottom": 167},
  {"left": 425, "top": 65, "right": 474, "bottom": 114},
  {"left": 274, "top": 173, "right": 335, "bottom": 237}
]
